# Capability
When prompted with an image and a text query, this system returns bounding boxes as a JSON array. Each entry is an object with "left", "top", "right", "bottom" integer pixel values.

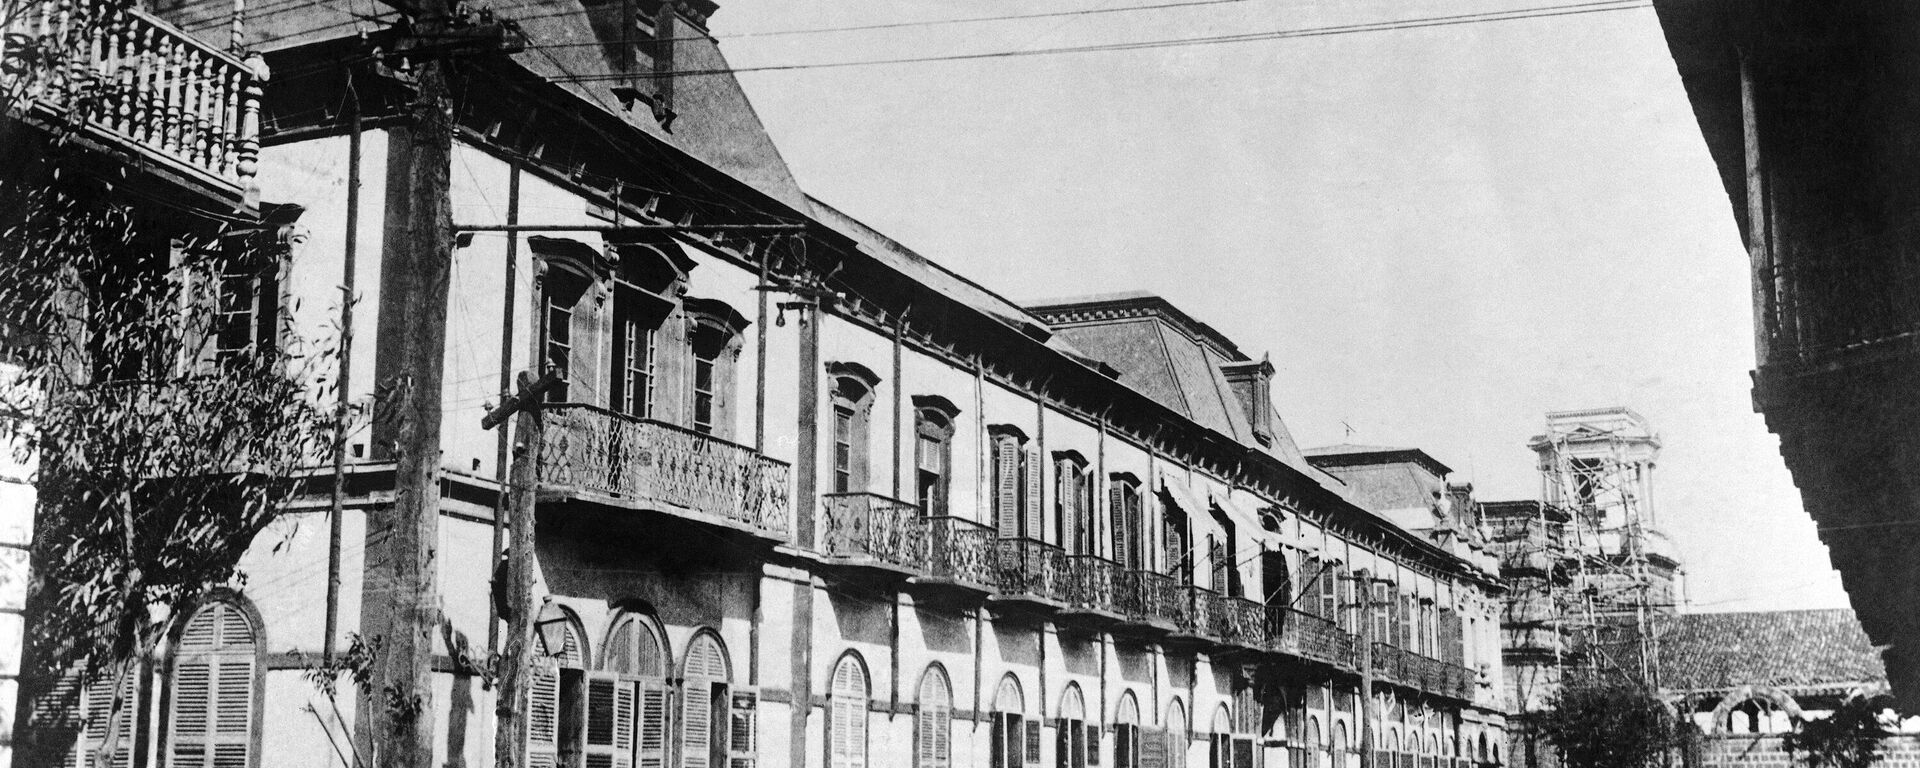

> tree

[
  {"left": 1, "top": 2, "right": 340, "bottom": 763},
  {"left": 1783, "top": 695, "right": 1894, "bottom": 768},
  {"left": 1537, "top": 673, "right": 1680, "bottom": 768}
]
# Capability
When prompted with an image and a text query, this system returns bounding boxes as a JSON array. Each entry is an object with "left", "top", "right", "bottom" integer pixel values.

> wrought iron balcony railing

[
  {"left": 1270, "top": 608, "right": 1358, "bottom": 670},
  {"left": 821, "top": 492, "right": 925, "bottom": 571},
  {"left": 1756, "top": 235, "right": 1920, "bottom": 369},
  {"left": 1369, "top": 643, "right": 1475, "bottom": 700},
  {"left": 1062, "top": 554, "right": 1121, "bottom": 616},
  {"left": 1209, "top": 593, "right": 1266, "bottom": 648},
  {"left": 994, "top": 538, "right": 1068, "bottom": 605},
  {"left": 1182, "top": 585, "right": 1218, "bottom": 639},
  {"left": 538, "top": 404, "right": 791, "bottom": 537},
  {"left": 1116, "top": 570, "right": 1187, "bottom": 630},
  {"left": 3, "top": 3, "right": 264, "bottom": 201},
  {"left": 923, "top": 515, "right": 996, "bottom": 591}
]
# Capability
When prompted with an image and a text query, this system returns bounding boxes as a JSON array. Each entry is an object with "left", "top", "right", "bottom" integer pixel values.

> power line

[
  {"left": 534, "top": 0, "right": 1649, "bottom": 82},
  {"left": 499, "top": 0, "right": 1248, "bottom": 42}
]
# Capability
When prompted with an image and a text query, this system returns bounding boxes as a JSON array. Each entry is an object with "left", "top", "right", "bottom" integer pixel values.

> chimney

[{"left": 1220, "top": 354, "right": 1276, "bottom": 446}]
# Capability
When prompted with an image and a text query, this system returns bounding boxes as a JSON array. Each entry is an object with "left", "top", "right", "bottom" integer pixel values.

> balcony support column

[{"left": 1741, "top": 47, "right": 1777, "bottom": 366}]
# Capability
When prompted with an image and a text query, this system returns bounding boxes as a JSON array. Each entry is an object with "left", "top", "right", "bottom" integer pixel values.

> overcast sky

[{"left": 710, "top": 0, "right": 1848, "bottom": 613}]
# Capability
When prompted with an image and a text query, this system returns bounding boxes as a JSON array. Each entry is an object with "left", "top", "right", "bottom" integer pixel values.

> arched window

[
  {"left": 1332, "top": 722, "right": 1349, "bottom": 768},
  {"left": 827, "top": 363, "right": 881, "bottom": 494},
  {"left": 1165, "top": 699, "right": 1189, "bottom": 768},
  {"left": 992, "top": 675, "right": 1030, "bottom": 768},
  {"left": 1305, "top": 718, "right": 1323, "bottom": 768},
  {"left": 1114, "top": 692, "right": 1143, "bottom": 768},
  {"left": 916, "top": 665, "right": 953, "bottom": 768},
  {"left": 529, "top": 604, "right": 587, "bottom": 768},
  {"left": 1209, "top": 705, "right": 1234, "bottom": 768},
  {"left": 829, "top": 653, "right": 869, "bottom": 768},
  {"left": 1055, "top": 453, "right": 1094, "bottom": 556},
  {"left": 1057, "top": 683, "right": 1091, "bottom": 768},
  {"left": 681, "top": 633, "right": 734, "bottom": 768},
  {"left": 913, "top": 398, "right": 959, "bottom": 517},
  {"left": 1109, "top": 475, "right": 1145, "bottom": 571},
  {"left": 166, "top": 597, "right": 261, "bottom": 768},
  {"left": 599, "top": 611, "right": 673, "bottom": 768}
]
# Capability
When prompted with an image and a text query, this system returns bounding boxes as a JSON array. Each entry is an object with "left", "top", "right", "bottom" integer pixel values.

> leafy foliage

[
  {"left": 1783, "top": 695, "right": 1894, "bottom": 768},
  {"left": 1537, "top": 673, "right": 1680, "bottom": 768}
]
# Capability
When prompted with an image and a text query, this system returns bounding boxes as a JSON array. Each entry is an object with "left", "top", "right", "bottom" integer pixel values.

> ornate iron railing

[
  {"left": 3, "top": 2, "right": 264, "bottom": 198},
  {"left": 924, "top": 515, "right": 995, "bottom": 589},
  {"left": 1062, "top": 555, "right": 1120, "bottom": 615},
  {"left": 1369, "top": 643, "right": 1475, "bottom": 700},
  {"left": 994, "top": 538, "right": 1067, "bottom": 603},
  {"left": 1210, "top": 594, "right": 1266, "bottom": 647},
  {"left": 539, "top": 404, "right": 791, "bottom": 536},
  {"left": 1272, "top": 608, "right": 1358, "bottom": 670},
  {"left": 1117, "top": 570, "right": 1187, "bottom": 628},
  {"left": 821, "top": 492, "right": 925, "bottom": 570},
  {"left": 1183, "top": 585, "right": 1218, "bottom": 639},
  {"left": 1756, "top": 235, "right": 1920, "bottom": 368}
]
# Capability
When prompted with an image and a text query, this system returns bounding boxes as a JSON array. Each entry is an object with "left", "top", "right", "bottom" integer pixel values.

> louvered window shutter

[
  {"left": 681, "top": 680, "right": 713, "bottom": 768},
  {"left": 71, "top": 664, "right": 138, "bottom": 768},
  {"left": 167, "top": 602, "right": 257, "bottom": 768},
  {"left": 1208, "top": 537, "right": 1226, "bottom": 594},
  {"left": 995, "top": 438, "right": 1021, "bottom": 537},
  {"left": 1024, "top": 448, "right": 1043, "bottom": 541},
  {"left": 1139, "top": 728, "right": 1166, "bottom": 768},
  {"left": 727, "top": 689, "right": 759, "bottom": 768},
  {"left": 829, "top": 659, "right": 868, "bottom": 768},
  {"left": 1088, "top": 724, "right": 1102, "bottom": 767},
  {"left": 1109, "top": 485, "right": 1128, "bottom": 568},
  {"left": 638, "top": 679, "right": 672, "bottom": 768},
  {"left": 528, "top": 659, "right": 562, "bottom": 768},
  {"left": 916, "top": 684, "right": 950, "bottom": 768},
  {"left": 584, "top": 673, "right": 636, "bottom": 768},
  {"left": 1025, "top": 719, "right": 1043, "bottom": 766}
]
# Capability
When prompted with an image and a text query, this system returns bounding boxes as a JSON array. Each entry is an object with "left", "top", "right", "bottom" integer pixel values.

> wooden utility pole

[
  {"left": 362, "top": 1, "right": 456, "bottom": 764},
  {"left": 485, "top": 371, "right": 558, "bottom": 768}
]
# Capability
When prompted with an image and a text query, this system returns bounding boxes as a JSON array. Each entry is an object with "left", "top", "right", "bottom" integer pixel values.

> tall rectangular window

[
  {"left": 833, "top": 405, "right": 855, "bottom": 493},
  {"left": 542, "top": 272, "right": 588, "bottom": 403},
  {"left": 693, "top": 350, "right": 717, "bottom": 434},
  {"left": 918, "top": 434, "right": 948, "bottom": 516},
  {"left": 613, "top": 308, "right": 655, "bottom": 418},
  {"left": 214, "top": 271, "right": 273, "bottom": 367}
]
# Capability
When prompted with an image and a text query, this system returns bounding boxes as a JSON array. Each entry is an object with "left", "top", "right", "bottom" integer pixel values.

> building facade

[
  {"left": 5, "top": 2, "right": 1511, "bottom": 768},
  {"left": 1652, "top": 0, "right": 1920, "bottom": 712}
]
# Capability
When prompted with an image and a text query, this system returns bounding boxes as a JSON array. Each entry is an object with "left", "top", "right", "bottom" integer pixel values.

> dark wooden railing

[
  {"left": 538, "top": 404, "right": 791, "bottom": 537},
  {"left": 924, "top": 515, "right": 996, "bottom": 590},
  {"left": 994, "top": 538, "right": 1068, "bottom": 604},
  {"left": 3, "top": 2, "right": 264, "bottom": 199},
  {"left": 821, "top": 492, "right": 924, "bottom": 570}
]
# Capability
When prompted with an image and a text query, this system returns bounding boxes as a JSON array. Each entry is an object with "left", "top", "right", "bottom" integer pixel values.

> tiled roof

[{"left": 1657, "top": 609, "right": 1887, "bottom": 693}]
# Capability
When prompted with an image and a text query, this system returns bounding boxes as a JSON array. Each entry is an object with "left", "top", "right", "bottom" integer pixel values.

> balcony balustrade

[
  {"left": 920, "top": 516, "right": 997, "bottom": 593},
  {"left": 993, "top": 538, "right": 1068, "bottom": 608},
  {"left": 1116, "top": 570, "right": 1187, "bottom": 632},
  {"left": 821, "top": 492, "right": 925, "bottom": 574},
  {"left": 1175, "top": 585, "right": 1218, "bottom": 641},
  {"left": 1369, "top": 643, "right": 1475, "bottom": 701},
  {"left": 3, "top": 2, "right": 264, "bottom": 202},
  {"left": 538, "top": 404, "right": 791, "bottom": 538},
  {"left": 1269, "top": 608, "right": 1359, "bottom": 670},
  {"left": 1209, "top": 594, "right": 1266, "bottom": 648},
  {"left": 1060, "top": 555, "right": 1123, "bottom": 621}
]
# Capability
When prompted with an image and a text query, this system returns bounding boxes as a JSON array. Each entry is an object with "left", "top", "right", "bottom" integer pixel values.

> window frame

[
  {"left": 828, "top": 652, "right": 871, "bottom": 768},
  {"left": 912, "top": 397, "right": 960, "bottom": 518},
  {"left": 161, "top": 591, "right": 266, "bottom": 768}
]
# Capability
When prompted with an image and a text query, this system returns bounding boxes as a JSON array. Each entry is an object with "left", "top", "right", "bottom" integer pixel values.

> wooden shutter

[
  {"left": 585, "top": 673, "right": 637, "bottom": 768},
  {"left": 916, "top": 675, "right": 951, "bottom": 768},
  {"left": 681, "top": 680, "right": 713, "bottom": 768},
  {"left": 1208, "top": 536, "right": 1226, "bottom": 594},
  {"left": 168, "top": 602, "right": 257, "bottom": 768},
  {"left": 728, "top": 689, "right": 759, "bottom": 768},
  {"left": 1139, "top": 728, "right": 1166, "bottom": 768},
  {"left": 995, "top": 437, "right": 1021, "bottom": 537},
  {"left": 69, "top": 664, "right": 137, "bottom": 768},
  {"left": 529, "top": 659, "right": 562, "bottom": 768},
  {"left": 1025, "top": 719, "right": 1043, "bottom": 766},
  {"left": 1088, "top": 724, "right": 1103, "bottom": 767},
  {"left": 1024, "top": 448, "right": 1043, "bottom": 541},
  {"left": 1110, "top": 484, "right": 1127, "bottom": 567},
  {"left": 638, "top": 679, "right": 672, "bottom": 768},
  {"left": 830, "top": 659, "right": 868, "bottom": 768}
]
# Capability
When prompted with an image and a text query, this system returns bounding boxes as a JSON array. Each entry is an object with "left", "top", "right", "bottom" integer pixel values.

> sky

[{"left": 707, "top": 0, "right": 1850, "bottom": 613}]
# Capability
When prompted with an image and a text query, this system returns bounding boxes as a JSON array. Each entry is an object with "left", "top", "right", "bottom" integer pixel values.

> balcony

[
  {"left": 1268, "top": 608, "right": 1359, "bottom": 671},
  {"left": 1208, "top": 594, "right": 1267, "bottom": 650},
  {"left": 1059, "top": 555, "right": 1124, "bottom": 625},
  {"left": 538, "top": 404, "right": 791, "bottom": 539},
  {"left": 1115, "top": 570, "right": 1186, "bottom": 635},
  {"left": 821, "top": 492, "right": 925, "bottom": 577},
  {"left": 912, "top": 515, "right": 997, "bottom": 599},
  {"left": 990, "top": 538, "right": 1068, "bottom": 613},
  {"left": 1167, "top": 585, "right": 1218, "bottom": 645},
  {"left": 1370, "top": 643, "right": 1475, "bottom": 701},
  {"left": 3, "top": 3, "right": 264, "bottom": 205}
]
